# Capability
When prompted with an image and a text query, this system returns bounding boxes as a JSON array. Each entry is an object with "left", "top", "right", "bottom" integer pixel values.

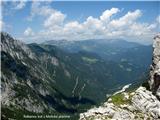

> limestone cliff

[
  {"left": 149, "top": 34, "right": 160, "bottom": 98},
  {"left": 80, "top": 35, "right": 160, "bottom": 120}
]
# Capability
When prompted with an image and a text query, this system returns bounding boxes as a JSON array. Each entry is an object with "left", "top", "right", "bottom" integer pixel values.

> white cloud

[
  {"left": 121, "top": 9, "right": 141, "bottom": 21},
  {"left": 44, "top": 11, "right": 66, "bottom": 29},
  {"left": 0, "top": 19, "right": 12, "bottom": 32},
  {"left": 27, "top": 1, "right": 55, "bottom": 21},
  {"left": 64, "top": 21, "right": 83, "bottom": 34},
  {"left": 100, "top": 8, "right": 120, "bottom": 22},
  {"left": 147, "top": 23, "right": 157, "bottom": 30},
  {"left": 28, "top": 1, "right": 66, "bottom": 29},
  {"left": 23, "top": 6, "right": 158, "bottom": 44},
  {"left": 14, "top": 0, "right": 26, "bottom": 10},
  {"left": 109, "top": 9, "right": 142, "bottom": 28},
  {"left": 0, "top": 20, "right": 4, "bottom": 31},
  {"left": 84, "top": 16, "right": 104, "bottom": 30},
  {"left": 24, "top": 27, "right": 34, "bottom": 36}
]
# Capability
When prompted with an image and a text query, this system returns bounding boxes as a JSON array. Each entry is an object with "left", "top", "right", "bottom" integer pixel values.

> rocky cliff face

[
  {"left": 1, "top": 32, "right": 95, "bottom": 117},
  {"left": 80, "top": 35, "right": 160, "bottom": 120},
  {"left": 149, "top": 34, "right": 160, "bottom": 98}
]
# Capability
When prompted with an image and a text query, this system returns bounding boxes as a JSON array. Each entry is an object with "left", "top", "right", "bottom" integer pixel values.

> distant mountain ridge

[
  {"left": 43, "top": 39, "right": 145, "bottom": 50},
  {"left": 43, "top": 39, "right": 152, "bottom": 65}
]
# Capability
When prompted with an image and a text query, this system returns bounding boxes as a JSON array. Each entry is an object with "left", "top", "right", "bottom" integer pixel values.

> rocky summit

[{"left": 80, "top": 34, "right": 160, "bottom": 120}]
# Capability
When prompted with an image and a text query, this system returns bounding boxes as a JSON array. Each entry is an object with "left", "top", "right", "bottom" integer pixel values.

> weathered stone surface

[
  {"left": 132, "top": 87, "right": 160, "bottom": 118},
  {"left": 112, "top": 109, "right": 135, "bottom": 120},
  {"left": 80, "top": 87, "right": 160, "bottom": 120},
  {"left": 149, "top": 34, "right": 160, "bottom": 98}
]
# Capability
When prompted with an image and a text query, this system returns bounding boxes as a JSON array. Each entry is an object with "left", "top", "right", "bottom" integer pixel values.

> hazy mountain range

[{"left": 1, "top": 32, "right": 152, "bottom": 119}]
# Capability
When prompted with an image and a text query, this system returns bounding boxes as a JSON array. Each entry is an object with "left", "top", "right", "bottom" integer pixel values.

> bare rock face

[
  {"left": 132, "top": 87, "right": 160, "bottom": 118},
  {"left": 80, "top": 87, "right": 160, "bottom": 120},
  {"left": 149, "top": 34, "right": 160, "bottom": 98},
  {"left": 1, "top": 32, "right": 36, "bottom": 60}
]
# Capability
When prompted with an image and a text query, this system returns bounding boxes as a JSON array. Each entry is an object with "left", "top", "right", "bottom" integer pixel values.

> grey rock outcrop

[
  {"left": 132, "top": 87, "right": 160, "bottom": 118},
  {"left": 80, "top": 87, "right": 160, "bottom": 120},
  {"left": 1, "top": 32, "right": 36, "bottom": 60},
  {"left": 149, "top": 34, "right": 160, "bottom": 98}
]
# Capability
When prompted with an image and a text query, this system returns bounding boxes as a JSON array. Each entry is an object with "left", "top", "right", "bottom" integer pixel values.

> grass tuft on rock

[{"left": 110, "top": 93, "right": 132, "bottom": 106}]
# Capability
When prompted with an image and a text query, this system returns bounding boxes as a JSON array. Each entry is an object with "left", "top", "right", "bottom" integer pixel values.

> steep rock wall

[{"left": 149, "top": 34, "right": 160, "bottom": 98}]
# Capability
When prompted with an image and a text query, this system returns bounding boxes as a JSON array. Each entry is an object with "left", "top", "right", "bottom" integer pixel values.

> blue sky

[{"left": 1, "top": 1, "right": 160, "bottom": 44}]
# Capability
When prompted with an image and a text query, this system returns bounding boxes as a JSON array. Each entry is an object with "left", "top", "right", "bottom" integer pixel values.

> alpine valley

[{"left": 1, "top": 32, "right": 152, "bottom": 119}]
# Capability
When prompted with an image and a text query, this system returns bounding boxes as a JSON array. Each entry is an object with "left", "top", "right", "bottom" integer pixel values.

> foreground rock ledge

[{"left": 80, "top": 87, "right": 160, "bottom": 120}]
